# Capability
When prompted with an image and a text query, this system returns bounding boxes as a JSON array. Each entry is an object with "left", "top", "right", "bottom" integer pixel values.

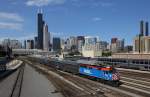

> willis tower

[{"left": 37, "top": 9, "right": 45, "bottom": 49}]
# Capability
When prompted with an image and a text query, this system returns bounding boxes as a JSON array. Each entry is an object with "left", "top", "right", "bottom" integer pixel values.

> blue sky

[{"left": 0, "top": 0, "right": 150, "bottom": 45}]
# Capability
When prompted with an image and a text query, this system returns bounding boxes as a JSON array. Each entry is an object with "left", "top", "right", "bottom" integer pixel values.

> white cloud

[
  {"left": 92, "top": 17, "right": 102, "bottom": 22},
  {"left": 0, "top": 22, "right": 23, "bottom": 31},
  {"left": 0, "top": 12, "right": 24, "bottom": 22},
  {"left": 26, "top": 0, "right": 65, "bottom": 7}
]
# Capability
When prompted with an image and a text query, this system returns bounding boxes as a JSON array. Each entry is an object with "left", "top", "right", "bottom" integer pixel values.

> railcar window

[
  {"left": 140, "top": 61, "right": 143, "bottom": 64},
  {"left": 145, "top": 61, "right": 148, "bottom": 64}
]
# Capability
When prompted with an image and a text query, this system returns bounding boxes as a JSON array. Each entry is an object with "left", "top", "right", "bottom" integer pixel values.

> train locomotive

[{"left": 47, "top": 59, "right": 120, "bottom": 86}]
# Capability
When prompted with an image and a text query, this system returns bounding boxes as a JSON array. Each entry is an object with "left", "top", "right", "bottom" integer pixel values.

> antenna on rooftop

[
  {"left": 37, "top": 8, "right": 43, "bottom": 14},
  {"left": 40, "top": 8, "right": 43, "bottom": 13}
]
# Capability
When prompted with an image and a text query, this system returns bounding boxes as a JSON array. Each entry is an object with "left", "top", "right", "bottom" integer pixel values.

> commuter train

[
  {"left": 27, "top": 56, "right": 120, "bottom": 86},
  {"left": 47, "top": 59, "right": 120, "bottom": 86}
]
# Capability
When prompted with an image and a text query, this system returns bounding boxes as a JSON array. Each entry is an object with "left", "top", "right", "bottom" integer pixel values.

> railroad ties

[
  {"left": 24, "top": 58, "right": 150, "bottom": 97},
  {"left": 118, "top": 68, "right": 150, "bottom": 97},
  {"left": 10, "top": 65, "right": 24, "bottom": 97}
]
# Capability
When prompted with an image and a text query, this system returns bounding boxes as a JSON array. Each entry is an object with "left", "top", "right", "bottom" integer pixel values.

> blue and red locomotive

[{"left": 79, "top": 63, "right": 120, "bottom": 85}]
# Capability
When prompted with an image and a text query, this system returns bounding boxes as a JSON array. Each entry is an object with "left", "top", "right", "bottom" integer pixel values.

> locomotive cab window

[{"left": 105, "top": 71, "right": 109, "bottom": 74}]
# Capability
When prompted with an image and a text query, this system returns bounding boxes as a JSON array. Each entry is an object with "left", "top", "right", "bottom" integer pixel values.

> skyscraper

[
  {"left": 24, "top": 40, "right": 26, "bottom": 49},
  {"left": 31, "top": 40, "right": 34, "bottom": 49},
  {"left": 53, "top": 37, "right": 61, "bottom": 53},
  {"left": 26, "top": 40, "right": 34, "bottom": 49},
  {"left": 111, "top": 38, "right": 124, "bottom": 53},
  {"left": 26, "top": 40, "right": 31, "bottom": 49},
  {"left": 84, "top": 36, "right": 97, "bottom": 45},
  {"left": 43, "top": 24, "right": 49, "bottom": 51},
  {"left": 34, "top": 36, "right": 38, "bottom": 49},
  {"left": 77, "top": 36, "right": 85, "bottom": 53},
  {"left": 145, "top": 22, "right": 149, "bottom": 36},
  {"left": 37, "top": 9, "right": 44, "bottom": 49},
  {"left": 140, "top": 20, "right": 144, "bottom": 36}
]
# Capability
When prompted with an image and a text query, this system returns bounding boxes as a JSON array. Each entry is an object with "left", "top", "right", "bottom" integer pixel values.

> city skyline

[{"left": 1, "top": 0, "right": 150, "bottom": 45}]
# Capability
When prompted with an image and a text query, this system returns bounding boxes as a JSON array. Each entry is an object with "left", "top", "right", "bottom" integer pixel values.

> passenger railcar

[{"left": 61, "top": 60, "right": 79, "bottom": 74}]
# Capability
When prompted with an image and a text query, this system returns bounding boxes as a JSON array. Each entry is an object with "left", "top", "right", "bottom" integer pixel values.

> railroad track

[
  {"left": 58, "top": 71, "right": 104, "bottom": 96},
  {"left": 25, "top": 60, "right": 107, "bottom": 97},
  {"left": 10, "top": 64, "right": 24, "bottom": 97},
  {"left": 118, "top": 70, "right": 150, "bottom": 97},
  {"left": 57, "top": 69, "right": 141, "bottom": 97},
  {"left": 26, "top": 61, "right": 136, "bottom": 97},
  {"left": 48, "top": 64, "right": 150, "bottom": 97},
  {"left": 24, "top": 59, "right": 150, "bottom": 97},
  {"left": 47, "top": 65, "right": 150, "bottom": 97}
]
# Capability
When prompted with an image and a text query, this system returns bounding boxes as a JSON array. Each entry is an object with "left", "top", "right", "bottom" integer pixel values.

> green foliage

[
  {"left": 68, "top": 51, "right": 82, "bottom": 56},
  {"left": 102, "top": 51, "right": 112, "bottom": 57},
  {"left": 0, "top": 51, "right": 7, "bottom": 57}
]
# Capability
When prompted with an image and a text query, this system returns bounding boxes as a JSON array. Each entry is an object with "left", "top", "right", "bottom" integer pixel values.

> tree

[{"left": 102, "top": 51, "right": 112, "bottom": 57}]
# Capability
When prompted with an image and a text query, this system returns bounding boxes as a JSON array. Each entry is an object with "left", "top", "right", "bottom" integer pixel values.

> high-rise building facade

[
  {"left": 34, "top": 36, "right": 38, "bottom": 49},
  {"left": 134, "top": 36, "right": 150, "bottom": 53},
  {"left": 117, "top": 39, "right": 124, "bottom": 52},
  {"left": 111, "top": 38, "right": 124, "bottom": 53},
  {"left": 134, "top": 21, "right": 150, "bottom": 53},
  {"left": 53, "top": 37, "right": 61, "bottom": 53},
  {"left": 124, "top": 45, "right": 133, "bottom": 52},
  {"left": 145, "top": 22, "right": 149, "bottom": 36},
  {"left": 82, "top": 36, "right": 102, "bottom": 57},
  {"left": 140, "top": 20, "right": 144, "bottom": 36},
  {"left": 26, "top": 40, "right": 34, "bottom": 49},
  {"left": 111, "top": 38, "right": 118, "bottom": 44},
  {"left": 24, "top": 40, "right": 26, "bottom": 49},
  {"left": 69, "top": 36, "right": 77, "bottom": 46},
  {"left": 37, "top": 10, "right": 44, "bottom": 49},
  {"left": 31, "top": 40, "right": 34, "bottom": 49},
  {"left": 43, "top": 24, "right": 49, "bottom": 51},
  {"left": 2, "top": 39, "right": 22, "bottom": 49},
  {"left": 65, "top": 38, "right": 70, "bottom": 50},
  {"left": 96, "top": 41, "right": 108, "bottom": 51},
  {"left": 26, "top": 40, "right": 31, "bottom": 49},
  {"left": 77, "top": 36, "right": 85, "bottom": 53},
  {"left": 84, "top": 36, "right": 97, "bottom": 45}
]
